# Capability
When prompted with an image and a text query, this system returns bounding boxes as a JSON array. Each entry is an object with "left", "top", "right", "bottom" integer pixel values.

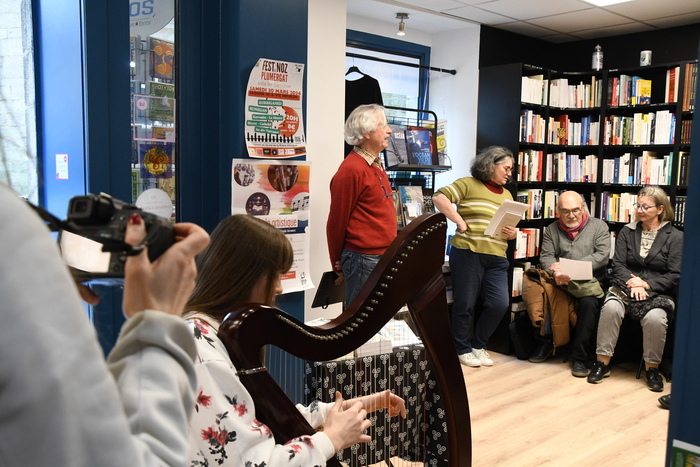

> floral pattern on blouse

[{"left": 185, "top": 315, "right": 332, "bottom": 467}]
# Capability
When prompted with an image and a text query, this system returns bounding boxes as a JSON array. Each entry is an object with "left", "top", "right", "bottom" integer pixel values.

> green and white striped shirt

[{"left": 436, "top": 177, "right": 513, "bottom": 258}]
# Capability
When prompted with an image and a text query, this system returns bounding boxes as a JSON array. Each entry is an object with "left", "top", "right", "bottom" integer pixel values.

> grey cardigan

[{"left": 539, "top": 216, "right": 611, "bottom": 282}]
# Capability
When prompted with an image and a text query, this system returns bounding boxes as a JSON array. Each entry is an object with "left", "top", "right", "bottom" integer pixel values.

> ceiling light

[
  {"left": 582, "top": 0, "right": 635, "bottom": 6},
  {"left": 396, "top": 13, "right": 408, "bottom": 36}
]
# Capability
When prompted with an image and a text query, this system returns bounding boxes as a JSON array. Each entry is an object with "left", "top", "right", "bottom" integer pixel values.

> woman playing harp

[{"left": 183, "top": 214, "right": 406, "bottom": 466}]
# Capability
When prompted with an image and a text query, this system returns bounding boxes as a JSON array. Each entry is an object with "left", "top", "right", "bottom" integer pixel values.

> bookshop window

[
  {"left": 130, "top": 2, "right": 176, "bottom": 221},
  {"left": 347, "top": 29, "right": 431, "bottom": 112}
]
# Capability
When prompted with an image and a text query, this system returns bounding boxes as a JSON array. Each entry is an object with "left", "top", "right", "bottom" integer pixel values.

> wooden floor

[{"left": 462, "top": 351, "right": 671, "bottom": 466}]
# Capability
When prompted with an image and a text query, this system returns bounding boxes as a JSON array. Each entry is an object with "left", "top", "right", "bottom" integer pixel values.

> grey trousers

[{"left": 595, "top": 297, "right": 668, "bottom": 365}]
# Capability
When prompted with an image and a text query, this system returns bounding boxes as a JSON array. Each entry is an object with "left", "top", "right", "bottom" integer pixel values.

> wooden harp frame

[{"left": 218, "top": 213, "right": 472, "bottom": 466}]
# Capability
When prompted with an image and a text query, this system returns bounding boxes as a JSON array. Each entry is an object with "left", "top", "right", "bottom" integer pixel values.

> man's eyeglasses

[
  {"left": 559, "top": 208, "right": 582, "bottom": 216},
  {"left": 633, "top": 203, "right": 660, "bottom": 211}
]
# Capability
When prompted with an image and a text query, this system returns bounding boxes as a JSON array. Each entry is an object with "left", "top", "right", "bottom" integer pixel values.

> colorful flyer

[
  {"left": 231, "top": 159, "right": 312, "bottom": 293},
  {"left": 245, "top": 58, "right": 306, "bottom": 158}
]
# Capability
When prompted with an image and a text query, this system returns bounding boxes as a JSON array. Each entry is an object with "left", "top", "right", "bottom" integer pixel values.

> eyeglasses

[
  {"left": 559, "top": 208, "right": 582, "bottom": 216},
  {"left": 633, "top": 203, "right": 660, "bottom": 212}
]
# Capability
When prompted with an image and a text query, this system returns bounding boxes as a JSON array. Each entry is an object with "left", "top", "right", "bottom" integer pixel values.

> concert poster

[
  {"left": 231, "top": 158, "right": 312, "bottom": 293},
  {"left": 244, "top": 58, "right": 306, "bottom": 159}
]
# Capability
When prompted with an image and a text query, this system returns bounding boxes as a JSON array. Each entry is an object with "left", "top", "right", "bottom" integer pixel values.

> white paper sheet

[
  {"left": 484, "top": 199, "right": 530, "bottom": 238},
  {"left": 560, "top": 257, "right": 593, "bottom": 280}
]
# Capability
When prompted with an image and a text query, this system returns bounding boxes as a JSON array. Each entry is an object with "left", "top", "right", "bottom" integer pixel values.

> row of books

[
  {"left": 518, "top": 150, "right": 598, "bottom": 183},
  {"left": 600, "top": 151, "right": 675, "bottom": 186},
  {"left": 608, "top": 75, "right": 651, "bottom": 107},
  {"left": 548, "top": 114, "right": 600, "bottom": 146},
  {"left": 549, "top": 76, "right": 603, "bottom": 108},
  {"left": 513, "top": 228, "right": 541, "bottom": 259},
  {"left": 519, "top": 110, "right": 546, "bottom": 144},
  {"left": 599, "top": 192, "right": 636, "bottom": 223},
  {"left": 521, "top": 74, "right": 548, "bottom": 105},
  {"left": 680, "top": 119, "right": 693, "bottom": 145},
  {"left": 681, "top": 62, "right": 697, "bottom": 111},
  {"left": 603, "top": 110, "right": 676, "bottom": 145},
  {"left": 515, "top": 190, "right": 542, "bottom": 220}
]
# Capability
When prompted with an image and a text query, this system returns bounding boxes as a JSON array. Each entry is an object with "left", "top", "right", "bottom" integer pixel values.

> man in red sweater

[{"left": 327, "top": 104, "right": 396, "bottom": 306}]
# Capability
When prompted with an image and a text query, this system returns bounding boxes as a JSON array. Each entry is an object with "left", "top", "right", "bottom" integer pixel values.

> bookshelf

[{"left": 476, "top": 60, "right": 696, "bottom": 354}]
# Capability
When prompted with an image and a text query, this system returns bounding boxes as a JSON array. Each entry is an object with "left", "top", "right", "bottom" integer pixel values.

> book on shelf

[
  {"left": 484, "top": 199, "right": 530, "bottom": 238},
  {"left": 405, "top": 127, "right": 437, "bottom": 165},
  {"left": 419, "top": 119, "right": 448, "bottom": 165},
  {"left": 521, "top": 74, "right": 546, "bottom": 105},
  {"left": 666, "top": 66, "right": 680, "bottom": 103},
  {"left": 392, "top": 190, "right": 404, "bottom": 230},
  {"left": 398, "top": 185, "right": 425, "bottom": 225},
  {"left": 637, "top": 78, "right": 652, "bottom": 105},
  {"left": 517, "top": 189, "right": 543, "bottom": 220},
  {"left": 677, "top": 151, "right": 690, "bottom": 185},
  {"left": 512, "top": 266, "right": 524, "bottom": 297},
  {"left": 674, "top": 195, "right": 687, "bottom": 228},
  {"left": 385, "top": 123, "right": 409, "bottom": 167}
]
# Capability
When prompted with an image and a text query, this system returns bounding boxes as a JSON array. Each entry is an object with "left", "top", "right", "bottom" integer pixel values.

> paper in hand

[
  {"left": 559, "top": 257, "right": 593, "bottom": 280},
  {"left": 484, "top": 200, "right": 529, "bottom": 238}
]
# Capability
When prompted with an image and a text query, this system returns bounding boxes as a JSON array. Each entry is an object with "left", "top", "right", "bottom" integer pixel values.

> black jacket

[{"left": 612, "top": 221, "right": 683, "bottom": 298}]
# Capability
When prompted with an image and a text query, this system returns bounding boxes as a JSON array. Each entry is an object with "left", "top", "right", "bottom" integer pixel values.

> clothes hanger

[{"left": 345, "top": 63, "right": 365, "bottom": 77}]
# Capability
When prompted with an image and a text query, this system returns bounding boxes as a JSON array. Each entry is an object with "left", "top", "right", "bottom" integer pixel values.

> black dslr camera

[{"left": 58, "top": 193, "right": 175, "bottom": 284}]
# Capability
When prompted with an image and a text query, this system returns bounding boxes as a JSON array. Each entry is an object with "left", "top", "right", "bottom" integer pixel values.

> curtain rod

[{"left": 346, "top": 52, "right": 457, "bottom": 75}]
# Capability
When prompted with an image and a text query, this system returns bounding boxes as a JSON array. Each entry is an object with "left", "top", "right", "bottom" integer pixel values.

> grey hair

[
  {"left": 471, "top": 146, "right": 514, "bottom": 182},
  {"left": 636, "top": 185, "right": 674, "bottom": 223},
  {"left": 344, "top": 104, "right": 387, "bottom": 146}
]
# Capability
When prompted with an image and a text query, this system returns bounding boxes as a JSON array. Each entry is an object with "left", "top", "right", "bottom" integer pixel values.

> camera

[{"left": 58, "top": 193, "right": 175, "bottom": 284}]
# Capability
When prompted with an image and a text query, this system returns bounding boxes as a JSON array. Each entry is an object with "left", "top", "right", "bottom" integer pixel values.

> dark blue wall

[{"left": 666, "top": 34, "right": 700, "bottom": 464}]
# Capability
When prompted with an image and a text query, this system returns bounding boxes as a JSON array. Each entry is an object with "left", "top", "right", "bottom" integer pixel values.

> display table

[{"left": 304, "top": 344, "right": 449, "bottom": 465}]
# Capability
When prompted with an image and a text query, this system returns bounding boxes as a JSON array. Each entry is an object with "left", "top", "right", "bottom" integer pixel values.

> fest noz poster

[
  {"left": 231, "top": 159, "right": 312, "bottom": 293},
  {"left": 245, "top": 58, "right": 306, "bottom": 158}
]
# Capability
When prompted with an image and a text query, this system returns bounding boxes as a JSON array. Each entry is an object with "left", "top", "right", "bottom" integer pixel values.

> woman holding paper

[
  {"left": 588, "top": 186, "right": 682, "bottom": 392},
  {"left": 433, "top": 146, "right": 517, "bottom": 367}
]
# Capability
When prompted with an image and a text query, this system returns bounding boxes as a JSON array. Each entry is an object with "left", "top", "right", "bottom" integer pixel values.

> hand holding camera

[{"left": 122, "top": 213, "right": 209, "bottom": 318}]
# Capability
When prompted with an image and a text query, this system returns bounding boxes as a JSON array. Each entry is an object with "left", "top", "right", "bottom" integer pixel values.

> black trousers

[{"left": 570, "top": 296, "right": 602, "bottom": 362}]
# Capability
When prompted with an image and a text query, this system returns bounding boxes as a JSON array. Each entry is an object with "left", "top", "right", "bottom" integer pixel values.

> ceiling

[{"left": 347, "top": 0, "right": 700, "bottom": 43}]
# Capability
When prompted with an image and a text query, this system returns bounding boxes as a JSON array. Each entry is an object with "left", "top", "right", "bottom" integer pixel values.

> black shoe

[
  {"left": 658, "top": 394, "right": 671, "bottom": 409},
  {"left": 587, "top": 361, "right": 611, "bottom": 384},
  {"left": 528, "top": 339, "right": 553, "bottom": 363},
  {"left": 646, "top": 368, "right": 664, "bottom": 392},
  {"left": 572, "top": 359, "right": 589, "bottom": 377}
]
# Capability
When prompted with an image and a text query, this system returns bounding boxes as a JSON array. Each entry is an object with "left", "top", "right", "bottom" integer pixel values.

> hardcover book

[
  {"left": 405, "top": 127, "right": 437, "bottom": 165},
  {"left": 384, "top": 124, "right": 409, "bottom": 167}
]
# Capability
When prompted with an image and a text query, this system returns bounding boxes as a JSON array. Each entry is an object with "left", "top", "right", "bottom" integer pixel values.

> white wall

[
  {"left": 305, "top": 0, "right": 347, "bottom": 321},
  {"left": 304, "top": 3, "right": 481, "bottom": 320}
]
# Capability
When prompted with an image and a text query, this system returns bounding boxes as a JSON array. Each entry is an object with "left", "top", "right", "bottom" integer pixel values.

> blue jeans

[
  {"left": 449, "top": 247, "right": 510, "bottom": 354},
  {"left": 340, "top": 249, "right": 381, "bottom": 306}
]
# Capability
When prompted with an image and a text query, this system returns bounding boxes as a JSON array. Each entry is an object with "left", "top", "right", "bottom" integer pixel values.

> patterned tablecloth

[{"left": 304, "top": 344, "right": 450, "bottom": 466}]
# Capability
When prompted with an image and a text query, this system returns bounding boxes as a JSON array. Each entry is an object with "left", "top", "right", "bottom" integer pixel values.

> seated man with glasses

[{"left": 522, "top": 191, "right": 610, "bottom": 377}]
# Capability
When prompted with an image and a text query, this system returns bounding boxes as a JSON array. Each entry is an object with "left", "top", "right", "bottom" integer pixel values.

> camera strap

[{"left": 25, "top": 200, "right": 146, "bottom": 256}]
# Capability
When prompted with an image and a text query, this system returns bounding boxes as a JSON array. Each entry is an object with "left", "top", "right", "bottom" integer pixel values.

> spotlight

[{"left": 396, "top": 13, "right": 408, "bottom": 36}]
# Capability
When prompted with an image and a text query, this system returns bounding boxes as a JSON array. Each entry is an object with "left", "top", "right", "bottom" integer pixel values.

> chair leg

[{"left": 636, "top": 357, "right": 644, "bottom": 379}]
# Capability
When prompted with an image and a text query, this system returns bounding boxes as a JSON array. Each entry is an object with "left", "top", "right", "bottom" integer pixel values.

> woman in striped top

[{"left": 433, "top": 146, "right": 517, "bottom": 368}]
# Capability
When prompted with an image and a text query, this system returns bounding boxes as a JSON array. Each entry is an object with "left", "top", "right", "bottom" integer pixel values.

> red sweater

[{"left": 326, "top": 152, "right": 397, "bottom": 267}]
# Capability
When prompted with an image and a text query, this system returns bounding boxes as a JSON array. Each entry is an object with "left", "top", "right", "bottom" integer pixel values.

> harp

[{"left": 218, "top": 213, "right": 472, "bottom": 466}]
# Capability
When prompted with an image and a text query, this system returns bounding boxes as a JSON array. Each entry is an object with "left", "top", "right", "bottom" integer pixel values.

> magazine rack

[{"left": 383, "top": 105, "right": 451, "bottom": 172}]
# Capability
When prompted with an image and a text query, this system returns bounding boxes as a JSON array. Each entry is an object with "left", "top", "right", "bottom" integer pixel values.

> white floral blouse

[{"left": 185, "top": 315, "right": 336, "bottom": 466}]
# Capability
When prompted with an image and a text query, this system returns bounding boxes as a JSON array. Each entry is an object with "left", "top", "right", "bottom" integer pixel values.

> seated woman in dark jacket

[{"left": 587, "top": 186, "right": 682, "bottom": 392}]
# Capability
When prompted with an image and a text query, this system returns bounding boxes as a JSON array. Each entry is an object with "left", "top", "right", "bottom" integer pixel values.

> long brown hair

[{"left": 184, "top": 214, "right": 293, "bottom": 323}]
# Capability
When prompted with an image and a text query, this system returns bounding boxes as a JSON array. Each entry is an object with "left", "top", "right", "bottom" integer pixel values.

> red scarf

[
  {"left": 559, "top": 212, "right": 588, "bottom": 240},
  {"left": 483, "top": 179, "right": 504, "bottom": 194}
]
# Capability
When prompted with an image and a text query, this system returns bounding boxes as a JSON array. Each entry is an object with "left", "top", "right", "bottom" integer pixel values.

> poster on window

[
  {"left": 244, "top": 58, "right": 306, "bottom": 158},
  {"left": 231, "top": 159, "right": 312, "bottom": 293}
]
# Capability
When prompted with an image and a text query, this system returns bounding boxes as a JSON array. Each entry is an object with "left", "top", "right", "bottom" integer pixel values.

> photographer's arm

[{"left": 108, "top": 214, "right": 210, "bottom": 465}]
